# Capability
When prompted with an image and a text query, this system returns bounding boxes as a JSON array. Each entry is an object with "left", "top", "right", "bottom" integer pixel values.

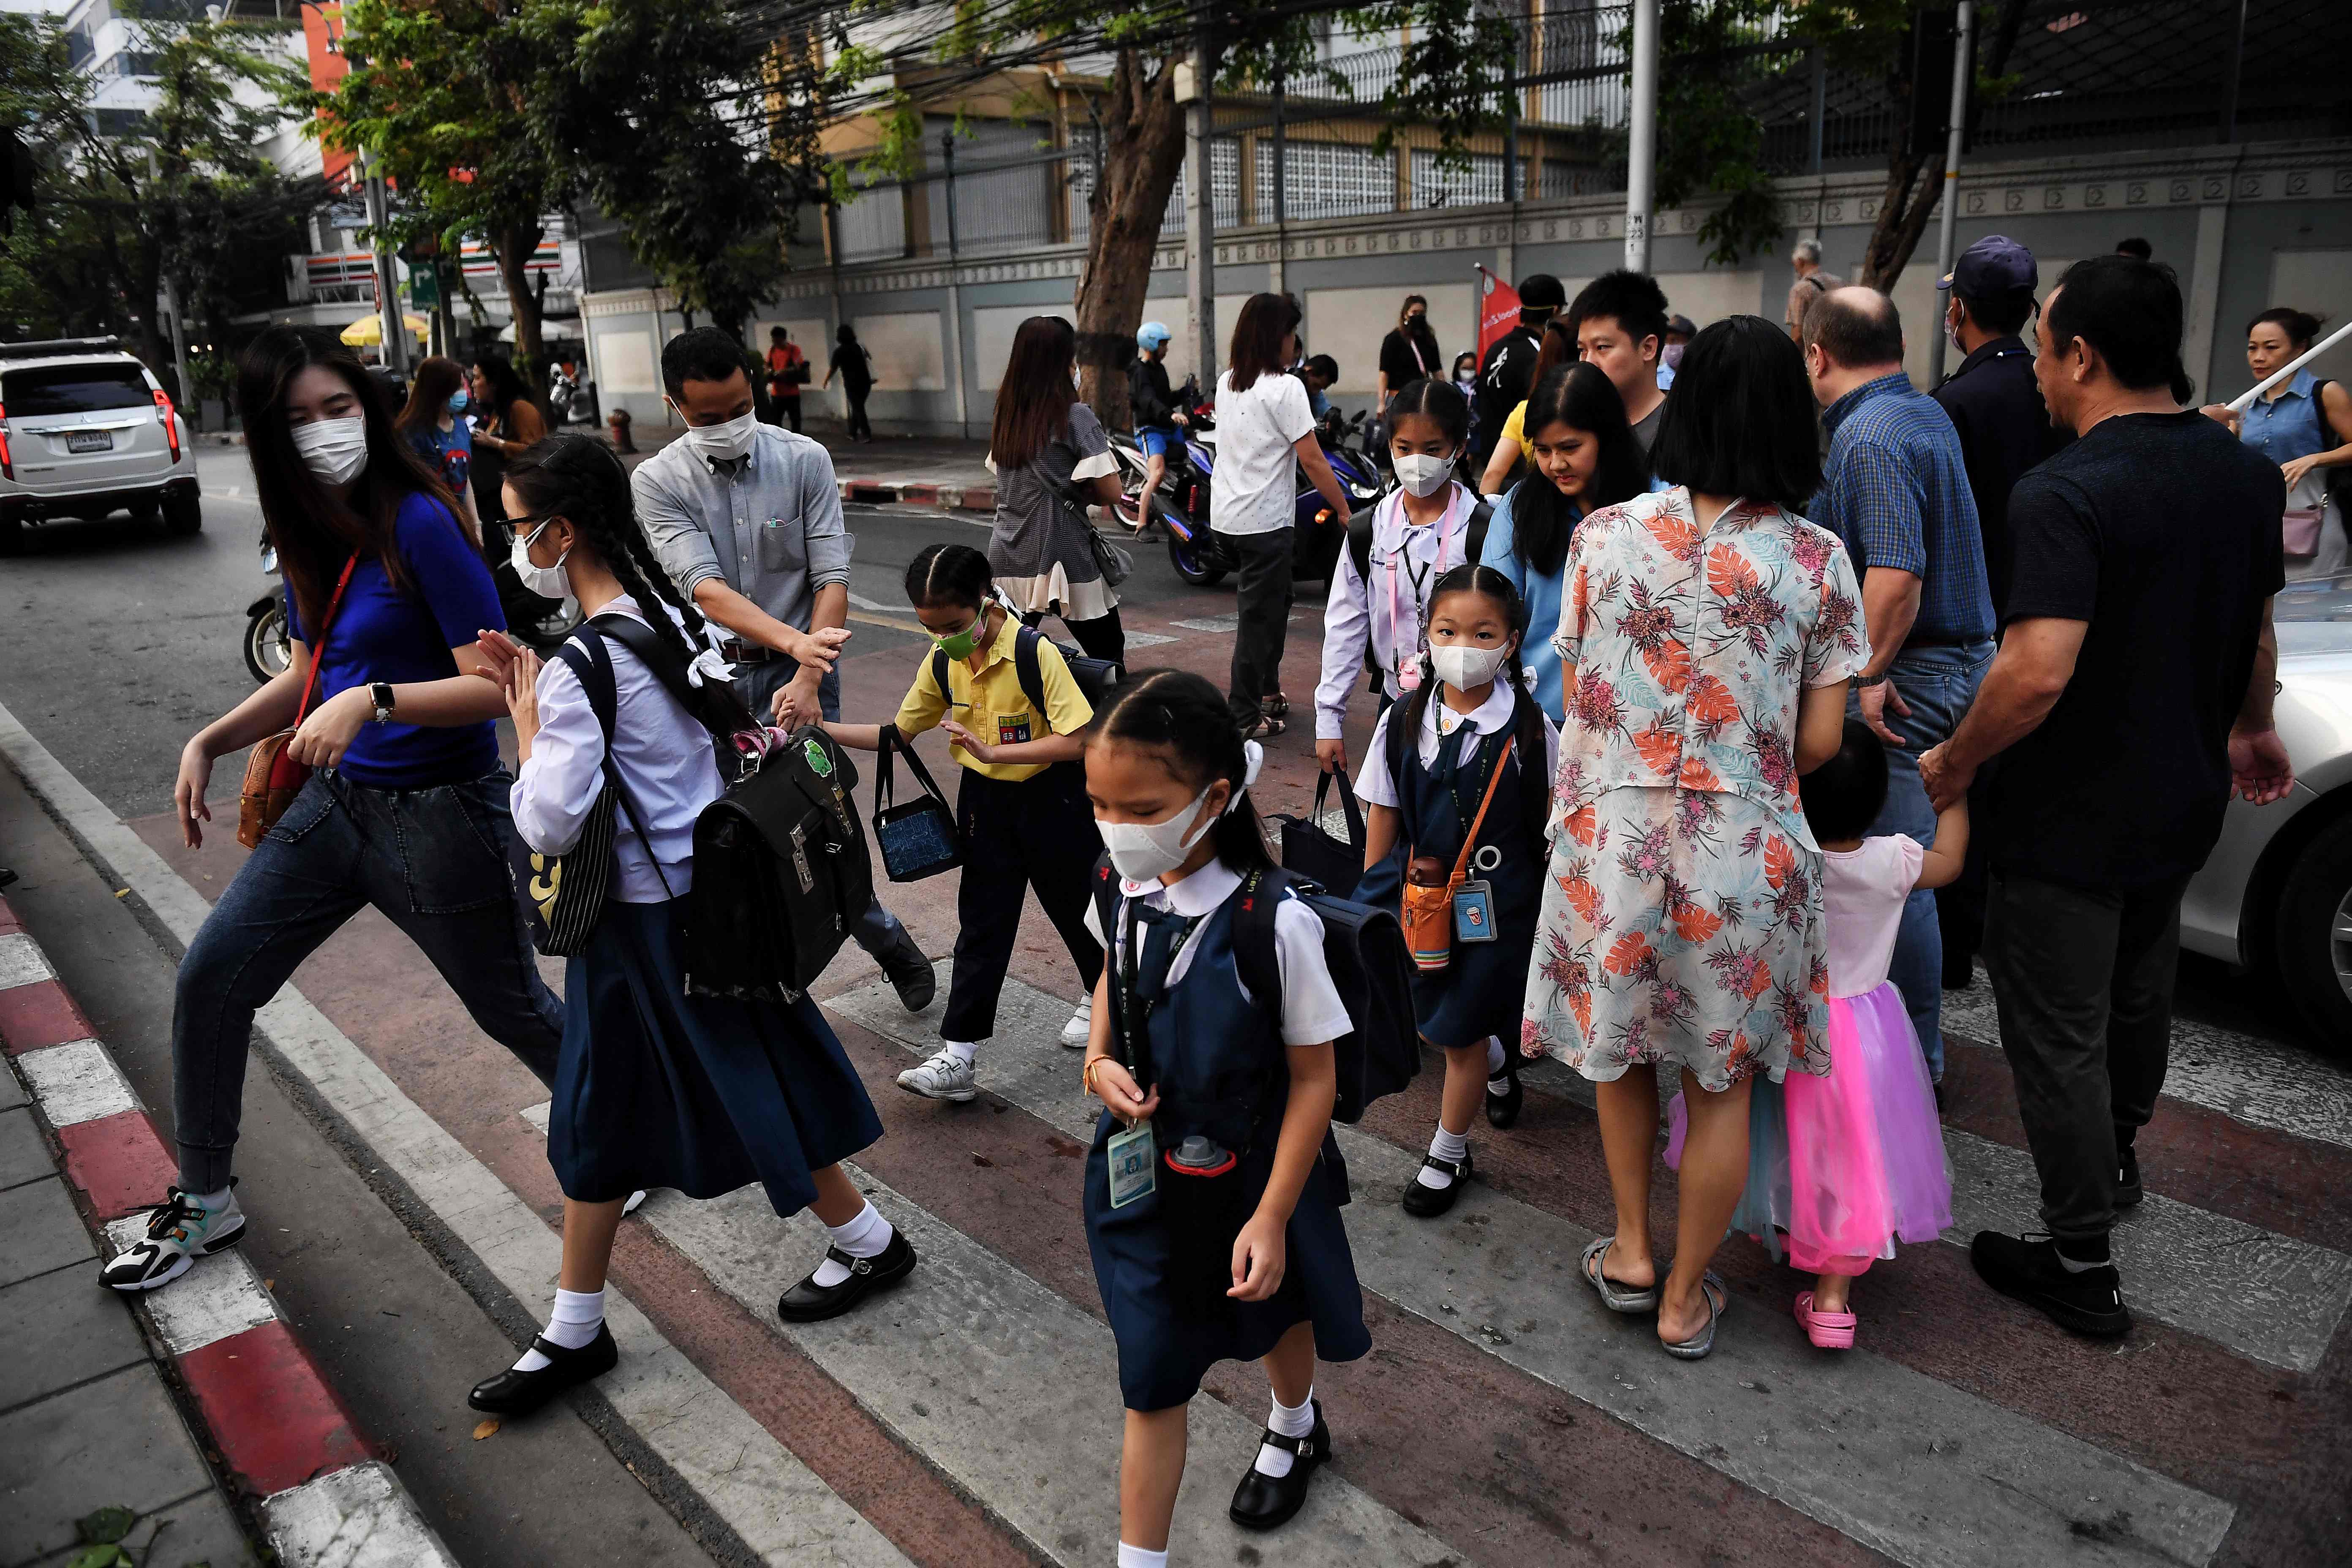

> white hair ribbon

[{"left": 1226, "top": 739, "right": 1264, "bottom": 812}]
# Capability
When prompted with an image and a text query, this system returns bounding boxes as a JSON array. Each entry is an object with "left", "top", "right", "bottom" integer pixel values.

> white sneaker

[
  {"left": 1060, "top": 998, "right": 1094, "bottom": 1048},
  {"left": 100, "top": 1186, "right": 248, "bottom": 1292},
  {"left": 896, "top": 1049, "right": 978, "bottom": 1102}
]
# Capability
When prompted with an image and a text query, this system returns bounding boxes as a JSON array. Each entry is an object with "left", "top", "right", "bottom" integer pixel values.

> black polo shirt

[{"left": 1931, "top": 335, "right": 2069, "bottom": 619}]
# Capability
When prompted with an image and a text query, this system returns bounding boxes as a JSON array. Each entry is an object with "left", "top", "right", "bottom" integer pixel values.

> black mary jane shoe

[
  {"left": 468, "top": 1323, "right": 618, "bottom": 1417},
  {"left": 1399, "top": 1152, "right": 1472, "bottom": 1218},
  {"left": 1229, "top": 1399, "right": 1331, "bottom": 1532},
  {"left": 777, "top": 1230, "right": 918, "bottom": 1324},
  {"left": 1484, "top": 1059, "right": 1524, "bottom": 1130}
]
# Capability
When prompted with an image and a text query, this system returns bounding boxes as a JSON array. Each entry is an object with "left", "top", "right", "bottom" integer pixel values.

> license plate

[{"left": 66, "top": 430, "right": 113, "bottom": 453}]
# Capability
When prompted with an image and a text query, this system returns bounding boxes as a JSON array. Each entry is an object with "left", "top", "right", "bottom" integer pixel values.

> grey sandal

[
  {"left": 1580, "top": 1237, "right": 1660, "bottom": 1314},
  {"left": 1659, "top": 1272, "right": 1728, "bottom": 1360}
]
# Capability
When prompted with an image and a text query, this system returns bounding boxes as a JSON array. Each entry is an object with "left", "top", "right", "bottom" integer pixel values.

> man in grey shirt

[{"left": 635, "top": 327, "right": 935, "bottom": 1010}]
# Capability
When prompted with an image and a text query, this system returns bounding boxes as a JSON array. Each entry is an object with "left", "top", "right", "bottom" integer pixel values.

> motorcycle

[
  {"left": 547, "top": 364, "right": 596, "bottom": 426},
  {"left": 1143, "top": 399, "right": 1387, "bottom": 590},
  {"left": 245, "top": 533, "right": 291, "bottom": 683}
]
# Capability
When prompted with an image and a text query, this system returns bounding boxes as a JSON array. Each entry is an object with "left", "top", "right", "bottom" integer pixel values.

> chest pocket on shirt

[{"left": 756, "top": 517, "right": 807, "bottom": 575}]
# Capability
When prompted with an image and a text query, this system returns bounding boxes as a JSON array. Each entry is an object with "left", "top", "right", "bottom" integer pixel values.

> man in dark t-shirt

[{"left": 1920, "top": 257, "right": 2293, "bottom": 1342}]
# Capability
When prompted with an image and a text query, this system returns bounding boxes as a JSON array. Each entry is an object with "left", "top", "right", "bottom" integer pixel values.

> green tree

[{"left": 324, "top": 0, "right": 571, "bottom": 377}]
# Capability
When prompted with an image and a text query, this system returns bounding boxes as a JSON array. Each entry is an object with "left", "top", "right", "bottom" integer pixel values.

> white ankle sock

[
  {"left": 515, "top": 1287, "right": 604, "bottom": 1372},
  {"left": 811, "top": 1202, "right": 896, "bottom": 1288},
  {"left": 193, "top": 1186, "right": 234, "bottom": 1213},
  {"left": 1484, "top": 1035, "right": 1507, "bottom": 1075},
  {"left": 1116, "top": 1544, "right": 1168, "bottom": 1568},
  {"left": 1417, "top": 1125, "right": 1470, "bottom": 1190},
  {"left": 1254, "top": 1386, "right": 1316, "bottom": 1478},
  {"left": 942, "top": 1039, "right": 978, "bottom": 1067}
]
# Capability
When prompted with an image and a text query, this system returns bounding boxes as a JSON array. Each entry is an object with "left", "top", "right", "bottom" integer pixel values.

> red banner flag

[{"left": 1475, "top": 264, "right": 1521, "bottom": 362}]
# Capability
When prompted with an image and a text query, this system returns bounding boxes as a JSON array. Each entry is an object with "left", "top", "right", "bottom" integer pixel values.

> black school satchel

[{"left": 1269, "top": 769, "right": 1369, "bottom": 898}]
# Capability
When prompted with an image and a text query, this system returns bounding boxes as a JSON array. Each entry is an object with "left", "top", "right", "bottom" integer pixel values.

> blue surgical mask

[{"left": 448, "top": 388, "right": 470, "bottom": 414}]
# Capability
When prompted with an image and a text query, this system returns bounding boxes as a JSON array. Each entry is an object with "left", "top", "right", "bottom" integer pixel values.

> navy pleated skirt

[{"left": 548, "top": 898, "right": 884, "bottom": 1216}]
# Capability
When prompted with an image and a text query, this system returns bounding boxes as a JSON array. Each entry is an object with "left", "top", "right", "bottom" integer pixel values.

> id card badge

[
  {"left": 997, "top": 713, "right": 1034, "bottom": 747},
  {"left": 1453, "top": 879, "right": 1497, "bottom": 943},
  {"left": 1107, "top": 1120, "right": 1157, "bottom": 1208}
]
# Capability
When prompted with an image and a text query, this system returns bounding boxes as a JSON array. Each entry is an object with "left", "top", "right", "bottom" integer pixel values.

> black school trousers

[
  {"left": 942, "top": 762, "right": 1105, "bottom": 1043},
  {"left": 1981, "top": 871, "right": 2187, "bottom": 1244}
]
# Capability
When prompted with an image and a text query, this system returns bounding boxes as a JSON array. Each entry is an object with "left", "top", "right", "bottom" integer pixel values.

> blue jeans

[
  {"left": 1846, "top": 639, "right": 1992, "bottom": 1081},
  {"left": 172, "top": 769, "right": 563, "bottom": 1191},
  {"left": 734, "top": 654, "right": 913, "bottom": 961}
]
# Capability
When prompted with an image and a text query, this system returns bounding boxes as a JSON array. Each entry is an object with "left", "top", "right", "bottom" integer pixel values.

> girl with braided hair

[{"left": 468, "top": 433, "right": 912, "bottom": 1419}]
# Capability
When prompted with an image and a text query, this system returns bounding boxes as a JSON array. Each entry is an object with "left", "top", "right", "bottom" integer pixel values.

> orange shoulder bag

[
  {"left": 1399, "top": 731, "right": 1516, "bottom": 972},
  {"left": 237, "top": 556, "right": 359, "bottom": 849}
]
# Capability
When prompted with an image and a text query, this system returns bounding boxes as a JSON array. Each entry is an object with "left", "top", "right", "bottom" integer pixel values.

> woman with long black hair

[
  {"left": 466, "top": 435, "right": 912, "bottom": 1415},
  {"left": 396, "top": 354, "right": 484, "bottom": 544},
  {"left": 101, "top": 327, "right": 564, "bottom": 1294},
  {"left": 1476, "top": 361, "right": 1651, "bottom": 721},
  {"left": 986, "top": 315, "right": 1128, "bottom": 664},
  {"left": 468, "top": 356, "right": 560, "bottom": 632}
]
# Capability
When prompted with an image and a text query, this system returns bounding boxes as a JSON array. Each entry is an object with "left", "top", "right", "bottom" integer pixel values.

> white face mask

[
  {"left": 509, "top": 521, "right": 572, "bottom": 599},
  {"left": 1393, "top": 451, "right": 1455, "bottom": 498},
  {"left": 1430, "top": 642, "right": 1508, "bottom": 691},
  {"left": 291, "top": 416, "right": 369, "bottom": 486},
  {"left": 1097, "top": 788, "right": 1218, "bottom": 884},
  {"left": 679, "top": 409, "right": 758, "bottom": 462}
]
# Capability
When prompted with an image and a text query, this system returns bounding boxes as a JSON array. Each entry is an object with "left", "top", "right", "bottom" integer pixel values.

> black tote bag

[
  {"left": 871, "top": 724, "right": 964, "bottom": 882},
  {"left": 1271, "top": 768, "right": 1369, "bottom": 898}
]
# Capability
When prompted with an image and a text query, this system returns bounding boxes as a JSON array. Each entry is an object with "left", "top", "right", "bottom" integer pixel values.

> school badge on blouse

[{"left": 1107, "top": 1121, "right": 1157, "bottom": 1208}]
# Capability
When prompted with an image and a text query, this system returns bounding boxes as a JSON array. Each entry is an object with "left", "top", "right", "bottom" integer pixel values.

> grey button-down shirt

[{"left": 632, "top": 424, "right": 852, "bottom": 637}]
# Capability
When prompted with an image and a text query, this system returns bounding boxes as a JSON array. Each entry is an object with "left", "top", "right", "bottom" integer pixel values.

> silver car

[
  {"left": 2181, "top": 572, "right": 2352, "bottom": 1048},
  {"left": 0, "top": 337, "right": 199, "bottom": 553}
]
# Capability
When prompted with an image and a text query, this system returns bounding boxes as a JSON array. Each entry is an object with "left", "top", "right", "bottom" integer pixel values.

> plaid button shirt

[{"left": 1809, "top": 371, "right": 1994, "bottom": 645}]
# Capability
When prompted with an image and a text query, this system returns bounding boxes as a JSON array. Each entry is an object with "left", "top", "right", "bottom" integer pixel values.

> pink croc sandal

[{"left": 1794, "top": 1291, "right": 1857, "bottom": 1350}]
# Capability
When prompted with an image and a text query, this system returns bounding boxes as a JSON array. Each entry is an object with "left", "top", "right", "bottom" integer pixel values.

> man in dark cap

[
  {"left": 1929, "top": 236, "right": 2072, "bottom": 985},
  {"left": 1471, "top": 272, "right": 1566, "bottom": 474}
]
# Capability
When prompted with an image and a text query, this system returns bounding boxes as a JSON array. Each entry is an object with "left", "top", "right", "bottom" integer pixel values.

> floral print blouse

[{"left": 1552, "top": 487, "right": 1869, "bottom": 847}]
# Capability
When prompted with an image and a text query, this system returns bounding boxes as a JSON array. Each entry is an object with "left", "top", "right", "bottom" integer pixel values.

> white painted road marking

[
  {"left": 0, "top": 931, "right": 56, "bottom": 990},
  {"left": 18, "top": 1039, "right": 140, "bottom": 1126},
  {"left": 105, "top": 1213, "right": 279, "bottom": 1355},
  {"left": 262, "top": 1460, "right": 463, "bottom": 1568}
]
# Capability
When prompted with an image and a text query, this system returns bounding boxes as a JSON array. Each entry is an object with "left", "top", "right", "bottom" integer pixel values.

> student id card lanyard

[
  {"left": 1385, "top": 495, "right": 1458, "bottom": 694},
  {"left": 1105, "top": 894, "right": 1203, "bottom": 1209}
]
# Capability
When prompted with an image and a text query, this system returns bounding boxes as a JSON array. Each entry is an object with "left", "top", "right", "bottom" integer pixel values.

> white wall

[
  {"left": 1653, "top": 270, "right": 1762, "bottom": 335},
  {"left": 590, "top": 324, "right": 659, "bottom": 402},
  {"left": 851, "top": 310, "right": 945, "bottom": 392},
  {"left": 1300, "top": 282, "right": 1477, "bottom": 396},
  {"left": 2264, "top": 250, "right": 2352, "bottom": 392}
]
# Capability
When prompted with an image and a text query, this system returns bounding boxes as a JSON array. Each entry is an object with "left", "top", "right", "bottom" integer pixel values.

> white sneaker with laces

[
  {"left": 1061, "top": 997, "right": 1094, "bottom": 1048},
  {"left": 896, "top": 1049, "right": 978, "bottom": 1102},
  {"left": 99, "top": 1186, "right": 248, "bottom": 1292}
]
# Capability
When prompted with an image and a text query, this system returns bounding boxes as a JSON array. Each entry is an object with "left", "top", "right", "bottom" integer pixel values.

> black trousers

[
  {"left": 846, "top": 388, "right": 873, "bottom": 442},
  {"left": 942, "top": 763, "right": 1105, "bottom": 1042},
  {"left": 1982, "top": 871, "right": 2187, "bottom": 1243},
  {"left": 1225, "top": 526, "right": 1295, "bottom": 731},
  {"left": 778, "top": 395, "right": 803, "bottom": 433},
  {"left": 1022, "top": 604, "right": 1125, "bottom": 668}
]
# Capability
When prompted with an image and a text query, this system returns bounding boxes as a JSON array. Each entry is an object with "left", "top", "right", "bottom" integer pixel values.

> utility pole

[
  {"left": 362, "top": 151, "right": 408, "bottom": 375},
  {"left": 1925, "top": 0, "right": 1974, "bottom": 386},
  {"left": 941, "top": 131, "right": 969, "bottom": 436},
  {"left": 1623, "top": 0, "right": 1658, "bottom": 272},
  {"left": 1178, "top": 28, "right": 1215, "bottom": 389}
]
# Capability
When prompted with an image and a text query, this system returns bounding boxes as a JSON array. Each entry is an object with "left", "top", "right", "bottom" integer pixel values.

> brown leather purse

[{"left": 237, "top": 556, "right": 359, "bottom": 849}]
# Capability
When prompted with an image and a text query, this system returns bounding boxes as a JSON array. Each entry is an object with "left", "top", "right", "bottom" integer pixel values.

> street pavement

[{"left": 0, "top": 444, "right": 2346, "bottom": 1565}]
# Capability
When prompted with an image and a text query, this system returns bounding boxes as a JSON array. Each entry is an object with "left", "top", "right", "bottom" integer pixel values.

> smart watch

[{"left": 369, "top": 681, "right": 397, "bottom": 724}]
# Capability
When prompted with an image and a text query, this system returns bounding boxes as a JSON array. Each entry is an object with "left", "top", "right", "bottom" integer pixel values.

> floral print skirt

[{"left": 1521, "top": 784, "right": 1829, "bottom": 1093}]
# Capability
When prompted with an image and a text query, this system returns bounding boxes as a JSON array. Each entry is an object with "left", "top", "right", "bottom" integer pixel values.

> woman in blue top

[
  {"left": 396, "top": 356, "right": 485, "bottom": 545},
  {"left": 2231, "top": 308, "right": 2352, "bottom": 576},
  {"left": 1477, "top": 362, "right": 1650, "bottom": 721},
  {"left": 100, "top": 328, "right": 563, "bottom": 1296}
]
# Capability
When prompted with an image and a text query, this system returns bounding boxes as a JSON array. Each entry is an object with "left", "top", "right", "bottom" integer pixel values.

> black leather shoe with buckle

[
  {"left": 777, "top": 1230, "right": 918, "bottom": 1323},
  {"left": 1400, "top": 1152, "right": 1472, "bottom": 1218},
  {"left": 468, "top": 1323, "right": 618, "bottom": 1417},
  {"left": 1484, "top": 1058, "right": 1524, "bottom": 1130},
  {"left": 1229, "top": 1399, "right": 1331, "bottom": 1532}
]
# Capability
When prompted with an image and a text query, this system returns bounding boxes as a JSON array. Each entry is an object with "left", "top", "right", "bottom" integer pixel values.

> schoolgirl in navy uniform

[
  {"left": 467, "top": 436, "right": 911, "bottom": 1418},
  {"left": 1354, "top": 565, "right": 1559, "bottom": 1214},
  {"left": 1079, "top": 670, "right": 1369, "bottom": 1564}
]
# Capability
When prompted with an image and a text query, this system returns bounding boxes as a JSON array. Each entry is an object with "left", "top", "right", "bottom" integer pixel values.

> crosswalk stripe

[
  {"left": 1500, "top": 1051, "right": 2352, "bottom": 1373},
  {"left": 1941, "top": 975, "right": 2352, "bottom": 1153},
  {"left": 826, "top": 970, "right": 2240, "bottom": 1568},
  {"left": 518, "top": 1104, "right": 1462, "bottom": 1564}
]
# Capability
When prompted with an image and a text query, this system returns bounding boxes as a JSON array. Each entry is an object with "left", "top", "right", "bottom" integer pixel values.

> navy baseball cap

[{"left": 1941, "top": 235, "right": 2037, "bottom": 296}]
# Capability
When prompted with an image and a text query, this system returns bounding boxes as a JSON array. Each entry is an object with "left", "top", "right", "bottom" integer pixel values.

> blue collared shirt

[
  {"left": 632, "top": 422, "right": 852, "bottom": 635},
  {"left": 1810, "top": 371, "right": 1993, "bottom": 644}
]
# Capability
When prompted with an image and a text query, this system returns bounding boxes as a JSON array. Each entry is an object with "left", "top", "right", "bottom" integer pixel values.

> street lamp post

[
  {"left": 362, "top": 150, "right": 408, "bottom": 375},
  {"left": 1925, "top": 1, "right": 1975, "bottom": 386},
  {"left": 1179, "top": 30, "right": 1215, "bottom": 391},
  {"left": 1623, "top": 0, "right": 1658, "bottom": 272}
]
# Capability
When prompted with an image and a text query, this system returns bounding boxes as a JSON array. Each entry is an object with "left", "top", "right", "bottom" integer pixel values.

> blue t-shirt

[
  {"left": 287, "top": 490, "right": 505, "bottom": 788},
  {"left": 407, "top": 419, "right": 471, "bottom": 496}
]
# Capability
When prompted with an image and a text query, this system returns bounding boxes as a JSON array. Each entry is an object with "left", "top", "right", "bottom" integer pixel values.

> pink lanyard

[{"left": 1384, "top": 490, "right": 1459, "bottom": 681}]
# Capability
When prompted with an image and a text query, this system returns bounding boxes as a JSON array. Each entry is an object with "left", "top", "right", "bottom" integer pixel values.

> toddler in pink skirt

[{"left": 1668, "top": 719, "right": 1960, "bottom": 1348}]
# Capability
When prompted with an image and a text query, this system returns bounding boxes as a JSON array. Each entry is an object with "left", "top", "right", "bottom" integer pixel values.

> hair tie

[{"left": 1226, "top": 740, "right": 1264, "bottom": 812}]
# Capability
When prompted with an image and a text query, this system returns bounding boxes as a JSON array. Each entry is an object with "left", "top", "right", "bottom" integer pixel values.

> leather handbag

[
  {"left": 237, "top": 556, "right": 359, "bottom": 850},
  {"left": 2284, "top": 506, "right": 2323, "bottom": 556},
  {"left": 1271, "top": 768, "right": 1370, "bottom": 898},
  {"left": 871, "top": 724, "right": 963, "bottom": 882},
  {"left": 1397, "top": 734, "right": 1515, "bottom": 973}
]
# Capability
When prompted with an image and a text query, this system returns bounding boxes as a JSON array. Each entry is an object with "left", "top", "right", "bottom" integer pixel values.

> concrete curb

[
  {"left": 0, "top": 901, "right": 460, "bottom": 1568},
  {"left": 834, "top": 477, "right": 994, "bottom": 513}
]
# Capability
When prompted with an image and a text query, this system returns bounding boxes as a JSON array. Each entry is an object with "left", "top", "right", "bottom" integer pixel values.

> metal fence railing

[{"left": 821, "top": 0, "right": 2349, "bottom": 264}]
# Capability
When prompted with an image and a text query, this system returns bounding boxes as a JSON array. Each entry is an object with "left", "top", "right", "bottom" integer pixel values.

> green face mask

[{"left": 932, "top": 612, "right": 983, "bottom": 662}]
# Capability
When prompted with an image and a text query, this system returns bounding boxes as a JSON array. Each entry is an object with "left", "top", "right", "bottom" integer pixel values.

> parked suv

[{"left": 0, "top": 336, "right": 198, "bottom": 553}]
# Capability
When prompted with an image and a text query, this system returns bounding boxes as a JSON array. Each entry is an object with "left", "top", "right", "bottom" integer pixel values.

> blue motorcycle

[{"left": 1144, "top": 402, "right": 1387, "bottom": 589}]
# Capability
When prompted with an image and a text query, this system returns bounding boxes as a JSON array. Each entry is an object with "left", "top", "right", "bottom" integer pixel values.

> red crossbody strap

[{"left": 294, "top": 555, "right": 361, "bottom": 724}]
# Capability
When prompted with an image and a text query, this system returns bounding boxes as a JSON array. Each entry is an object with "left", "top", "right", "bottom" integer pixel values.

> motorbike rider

[{"left": 1128, "top": 322, "right": 1187, "bottom": 533}]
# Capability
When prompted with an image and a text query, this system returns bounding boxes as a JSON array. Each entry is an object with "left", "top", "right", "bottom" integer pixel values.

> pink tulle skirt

[{"left": 1666, "top": 981, "right": 1952, "bottom": 1275}]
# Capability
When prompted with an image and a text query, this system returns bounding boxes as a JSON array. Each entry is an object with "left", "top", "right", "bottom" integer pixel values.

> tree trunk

[
  {"left": 1073, "top": 49, "right": 1188, "bottom": 433},
  {"left": 1854, "top": 49, "right": 1945, "bottom": 291},
  {"left": 492, "top": 221, "right": 546, "bottom": 384}
]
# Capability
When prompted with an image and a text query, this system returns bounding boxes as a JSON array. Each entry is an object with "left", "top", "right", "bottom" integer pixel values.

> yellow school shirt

[
  {"left": 891, "top": 610, "right": 1095, "bottom": 781},
  {"left": 1500, "top": 399, "right": 1527, "bottom": 452}
]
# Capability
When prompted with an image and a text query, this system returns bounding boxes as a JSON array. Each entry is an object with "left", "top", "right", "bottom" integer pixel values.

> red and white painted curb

[
  {"left": 0, "top": 898, "right": 459, "bottom": 1568},
  {"left": 834, "top": 476, "right": 994, "bottom": 512}
]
